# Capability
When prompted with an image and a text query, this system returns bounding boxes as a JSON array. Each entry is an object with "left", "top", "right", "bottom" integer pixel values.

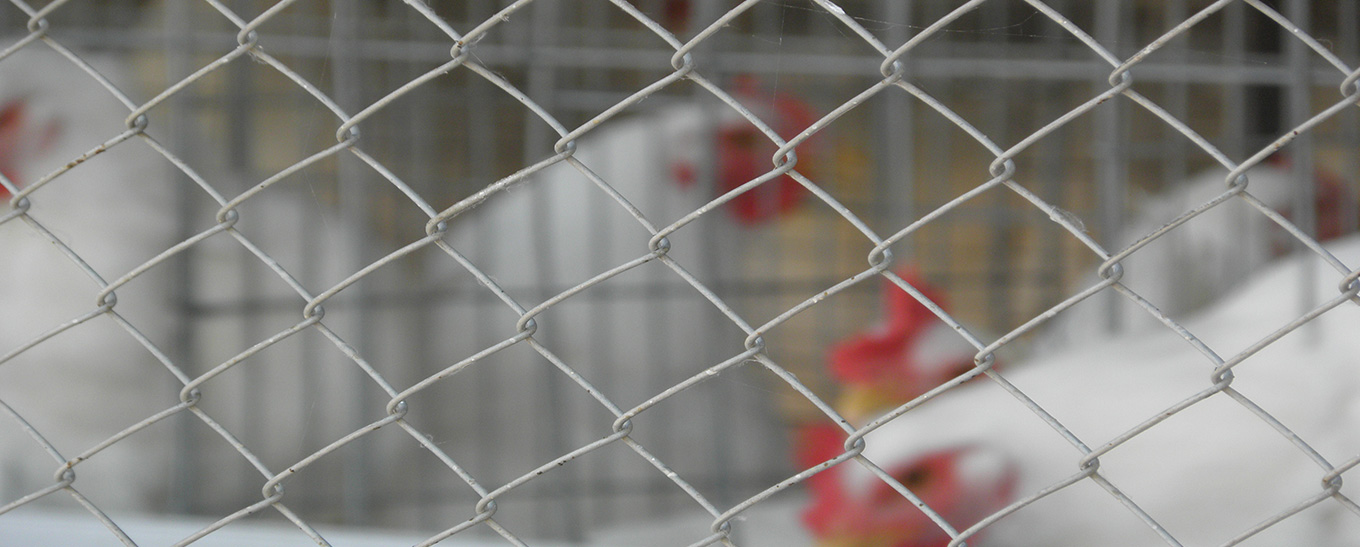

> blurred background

[{"left": 0, "top": 0, "right": 1357, "bottom": 544}]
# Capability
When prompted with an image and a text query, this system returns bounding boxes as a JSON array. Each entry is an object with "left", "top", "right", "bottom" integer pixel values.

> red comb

[
  {"left": 720, "top": 76, "right": 819, "bottom": 225},
  {"left": 829, "top": 269, "right": 948, "bottom": 383}
]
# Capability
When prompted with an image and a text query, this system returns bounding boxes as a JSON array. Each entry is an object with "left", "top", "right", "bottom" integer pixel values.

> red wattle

[{"left": 795, "top": 423, "right": 852, "bottom": 535}]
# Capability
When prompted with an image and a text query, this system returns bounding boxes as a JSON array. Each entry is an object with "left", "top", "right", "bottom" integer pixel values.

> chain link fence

[{"left": 0, "top": 0, "right": 1357, "bottom": 545}]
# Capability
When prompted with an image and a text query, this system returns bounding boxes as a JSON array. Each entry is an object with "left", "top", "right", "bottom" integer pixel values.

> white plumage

[
  {"left": 0, "top": 44, "right": 378, "bottom": 520},
  {"left": 422, "top": 94, "right": 809, "bottom": 518},
  {"left": 1037, "top": 163, "right": 1333, "bottom": 352},
  {"left": 0, "top": 42, "right": 814, "bottom": 536},
  {"left": 0, "top": 45, "right": 179, "bottom": 512},
  {"left": 841, "top": 235, "right": 1360, "bottom": 546}
]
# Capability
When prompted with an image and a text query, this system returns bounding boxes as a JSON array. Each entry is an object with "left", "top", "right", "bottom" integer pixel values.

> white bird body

[
  {"left": 1037, "top": 164, "right": 1317, "bottom": 352},
  {"left": 0, "top": 45, "right": 375, "bottom": 517},
  {"left": 439, "top": 98, "right": 764, "bottom": 294},
  {"left": 0, "top": 46, "right": 179, "bottom": 511},
  {"left": 422, "top": 98, "right": 801, "bottom": 523},
  {"left": 0, "top": 42, "right": 811, "bottom": 535},
  {"left": 848, "top": 235, "right": 1360, "bottom": 546}
]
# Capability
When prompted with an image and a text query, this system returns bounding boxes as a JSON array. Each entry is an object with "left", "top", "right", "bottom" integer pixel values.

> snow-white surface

[{"left": 849, "top": 235, "right": 1360, "bottom": 546}]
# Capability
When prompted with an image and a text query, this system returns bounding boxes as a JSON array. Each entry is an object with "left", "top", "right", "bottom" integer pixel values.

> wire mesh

[{"left": 0, "top": 1, "right": 1357, "bottom": 546}]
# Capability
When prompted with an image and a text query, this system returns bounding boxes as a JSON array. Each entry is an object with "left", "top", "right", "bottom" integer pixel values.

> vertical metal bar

[
  {"left": 328, "top": 0, "right": 375, "bottom": 524},
  {"left": 689, "top": 0, "right": 737, "bottom": 516},
  {"left": 164, "top": 0, "right": 200, "bottom": 515},
  {"left": 1160, "top": 0, "right": 1194, "bottom": 294},
  {"left": 435, "top": 3, "right": 508, "bottom": 538},
  {"left": 1220, "top": 0, "right": 1251, "bottom": 280},
  {"left": 583, "top": 0, "right": 612, "bottom": 527},
  {"left": 758, "top": 0, "right": 803, "bottom": 520},
  {"left": 402, "top": 6, "right": 430, "bottom": 529},
  {"left": 465, "top": 1, "right": 502, "bottom": 535},
  {"left": 1337, "top": 0, "right": 1360, "bottom": 236},
  {"left": 639, "top": 0, "right": 704, "bottom": 521},
  {"left": 1222, "top": 2, "right": 1247, "bottom": 160},
  {"left": 924, "top": 77, "right": 954, "bottom": 284},
  {"left": 1094, "top": 0, "right": 1127, "bottom": 334},
  {"left": 1036, "top": 1, "right": 1070, "bottom": 333},
  {"left": 523, "top": 0, "right": 586, "bottom": 539},
  {"left": 223, "top": 0, "right": 264, "bottom": 509},
  {"left": 981, "top": 0, "right": 1014, "bottom": 334},
  {"left": 876, "top": 0, "right": 915, "bottom": 265},
  {"left": 401, "top": 6, "right": 447, "bottom": 532},
  {"left": 1282, "top": 0, "right": 1317, "bottom": 324},
  {"left": 1163, "top": 0, "right": 1189, "bottom": 182}
]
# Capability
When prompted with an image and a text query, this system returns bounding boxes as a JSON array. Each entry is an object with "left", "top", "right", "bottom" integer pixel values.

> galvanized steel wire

[{"left": 0, "top": 1, "right": 1357, "bottom": 546}]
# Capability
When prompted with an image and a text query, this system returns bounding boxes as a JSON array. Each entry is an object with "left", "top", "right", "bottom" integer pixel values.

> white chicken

[
  {"left": 416, "top": 80, "right": 819, "bottom": 521},
  {"left": 586, "top": 271, "right": 991, "bottom": 547},
  {"left": 813, "top": 235, "right": 1360, "bottom": 546},
  {"left": 0, "top": 45, "right": 179, "bottom": 512},
  {"left": 0, "top": 42, "right": 371, "bottom": 523},
  {"left": 1036, "top": 161, "right": 1356, "bottom": 352},
  {"left": 0, "top": 37, "right": 822, "bottom": 539}
]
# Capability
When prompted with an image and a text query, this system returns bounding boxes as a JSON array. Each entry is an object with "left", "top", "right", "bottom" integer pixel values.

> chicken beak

[{"left": 836, "top": 384, "right": 900, "bottom": 425}]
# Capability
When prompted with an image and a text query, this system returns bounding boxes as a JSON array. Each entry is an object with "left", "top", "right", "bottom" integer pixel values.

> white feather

[
  {"left": 423, "top": 98, "right": 790, "bottom": 513},
  {"left": 0, "top": 45, "right": 379, "bottom": 517},
  {"left": 0, "top": 46, "right": 178, "bottom": 511},
  {"left": 852, "top": 235, "right": 1360, "bottom": 546},
  {"left": 1037, "top": 164, "right": 1312, "bottom": 352},
  {"left": 0, "top": 45, "right": 801, "bottom": 534}
]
